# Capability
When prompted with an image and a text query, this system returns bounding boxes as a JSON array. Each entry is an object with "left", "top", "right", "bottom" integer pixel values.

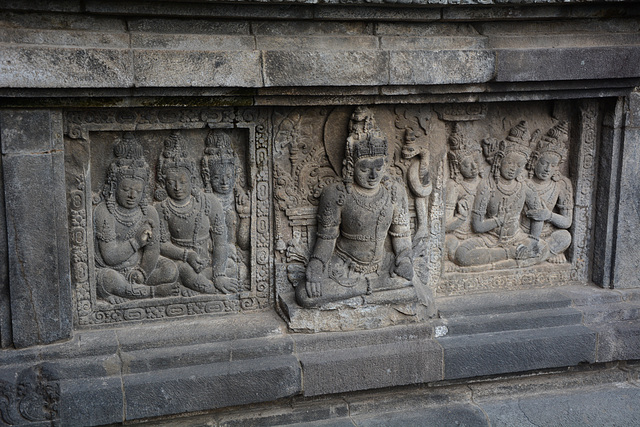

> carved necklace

[
  {"left": 351, "top": 186, "right": 387, "bottom": 213},
  {"left": 496, "top": 178, "right": 519, "bottom": 196},
  {"left": 166, "top": 196, "right": 196, "bottom": 219},
  {"left": 535, "top": 180, "right": 556, "bottom": 201},
  {"left": 460, "top": 179, "right": 479, "bottom": 196},
  {"left": 109, "top": 202, "right": 142, "bottom": 227}
]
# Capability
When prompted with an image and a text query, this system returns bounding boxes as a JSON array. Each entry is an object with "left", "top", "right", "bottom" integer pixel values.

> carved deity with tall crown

[
  {"left": 452, "top": 121, "right": 550, "bottom": 269},
  {"left": 444, "top": 123, "right": 485, "bottom": 262},
  {"left": 298, "top": 107, "right": 414, "bottom": 308},
  {"left": 155, "top": 131, "right": 238, "bottom": 295},
  {"left": 523, "top": 121, "right": 574, "bottom": 263},
  {"left": 94, "top": 132, "right": 179, "bottom": 304},
  {"left": 201, "top": 129, "right": 251, "bottom": 285}
]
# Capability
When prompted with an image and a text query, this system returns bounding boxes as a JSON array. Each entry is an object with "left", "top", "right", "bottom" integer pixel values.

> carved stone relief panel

[
  {"left": 273, "top": 101, "right": 599, "bottom": 330},
  {"left": 64, "top": 108, "right": 271, "bottom": 326}
]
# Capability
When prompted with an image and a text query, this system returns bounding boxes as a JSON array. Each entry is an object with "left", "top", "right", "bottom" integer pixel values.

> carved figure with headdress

[
  {"left": 155, "top": 131, "right": 238, "bottom": 295},
  {"left": 298, "top": 107, "right": 414, "bottom": 308},
  {"left": 522, "top": 121, "right": 573, "bottom": 263},
  {"left": 94, "top": 132, "right": 179, "bottom": 304},
  {"left": 201, "top": 129, "right": 250, "bottom": 285},
  {"left": 452, "top": 121, "right": 551, "bottom": 269},
  {"left": 444, "top": 123, "right": 485, "bottom": 261}
]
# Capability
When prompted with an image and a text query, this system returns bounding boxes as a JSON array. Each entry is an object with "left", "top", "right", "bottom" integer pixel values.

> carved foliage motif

[
  {"left": 65, "top": 108, "right": 269, "bottom": 325},
  {"left": 0, "top": 366, "right": 59, "bottom": 426}
]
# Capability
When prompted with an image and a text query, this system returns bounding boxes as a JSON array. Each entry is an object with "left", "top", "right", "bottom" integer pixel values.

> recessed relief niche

[
  {"left": 274, "top": 101, "right": 597, "bottom": 331},
  {"left": 65, "top": 108, "right": 270, "bottom": 325}
]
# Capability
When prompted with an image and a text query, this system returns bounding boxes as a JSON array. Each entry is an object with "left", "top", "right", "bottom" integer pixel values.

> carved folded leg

[
  {"left": 177, "top": 262, "right": 217, "bottom": 294},
  {"left": 146, "top": 257, "right": 179, "bottom": 287},
  {"left": 445, "top": 234, "right": 461, "bottom": 262},
  {"left": 295, "top": 276, "right": 368, "bottom": 308},
  {"left": 547, "top": 230, "right": 571, "bottom": 264},
  {"left": 454, "top": 238, "right": 510, "bottom": 267},
  {"left": 97, "top": 268, "right": 151, "bottom": 303}
]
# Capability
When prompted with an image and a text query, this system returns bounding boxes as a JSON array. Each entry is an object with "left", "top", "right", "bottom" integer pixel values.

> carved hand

[
  {"left": 394, "top": 257, "right": 414, "bottom": 281},
  {"left": 186, "top": 251, "right": 206, "bottom": 273},
  {"left": 527, "top": 209, "right": 552, "bottom": 222},
  {"left": 127, "top": 268, "right": 146, "bottom": 284},
  {"left": 305, "top": 258, "right": 324, "bottom": 298},
  {"left": 135, "top": 221, "right": 153, "bottom": 248},
  {"left": 457, "top": 199, "right": 469, "bottom": 219},
  {"left": 236, "top": 192, "right": 251, "bottom": 217},
  {"left": 214, "top": 276, "right": 239, "bottom": 294}
]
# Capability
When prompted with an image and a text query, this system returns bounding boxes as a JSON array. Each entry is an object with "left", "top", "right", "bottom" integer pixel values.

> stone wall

[{"left": 0, "top": 1, "right": 639, "bottom": 425}]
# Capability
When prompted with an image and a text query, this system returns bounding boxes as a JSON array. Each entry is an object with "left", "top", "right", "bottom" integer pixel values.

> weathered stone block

[
  {"left": 440, "top": 325, "right": 597, "bottom": 380},
  {"left": 1, "top": 111, "right": 71, "bottom": 348},
  {"left": 390, "top": 50, "right": 495, "bottom": 85},
  {"left": 495, "top": 47, "right": 640, "bottom": 82},
  {"left": 612, "top": 126, "right": 640, "bottom": 288},
  {"left": 58, "top": 376, "right": 125, "bottom": 426},
  {"left": 133, "top": 50, "right": 263, "bottom": 87},
  {"left": 263, "top": 51, "right": 389, "bottom": 87},
  {"left": 594, "top": 322, "right": 640, "bottom": 363},
  {"left": 123, "top": 356, "right": 302, "bottom": 419},
  {"left": 298, "top": 339, "right": 443, "bottom": 396},
  {"left": 0, "top": 46, "right": 133, "bottom": 88}
]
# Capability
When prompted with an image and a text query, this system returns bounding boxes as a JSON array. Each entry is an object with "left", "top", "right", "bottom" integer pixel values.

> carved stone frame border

[
  {"left": 64, "top": 108, "right": 272, "bottom": 327},
  {"left": 435, "top": 100, "right": 599, "bottom": 296}
]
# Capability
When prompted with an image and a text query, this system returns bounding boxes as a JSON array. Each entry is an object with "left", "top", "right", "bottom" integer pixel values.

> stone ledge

[{"left": 0, "top": 285, "right": 638, "bottom": 424}]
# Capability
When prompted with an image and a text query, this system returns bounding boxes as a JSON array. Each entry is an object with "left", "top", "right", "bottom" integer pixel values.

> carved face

[
  {"left": 210, "top": 162, "right": 235, "bottom": 195},
  {"left": 115, "top": 178, "right": 145, "bottom": 209},
  {"left": 499, "top": 151, "right": 527, "bottom": 181},
  {"left": 354, "top": 157, "right": 385, "bottom": 190},
  {"left": 459, "top": 154, "right": 479, "bottom": 180},
  {"left": 165, "top": 168, "right": 192, "bottom": 201},
  {"left": 534, "top": 152, "right": 561, "bottom": 181}
]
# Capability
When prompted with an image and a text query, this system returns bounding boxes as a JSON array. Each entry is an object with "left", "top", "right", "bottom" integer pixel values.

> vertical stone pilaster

[
  {"left": 610, "top": 90, "right": 640, "bottom": 288},
  {"left": 593, "top": 98, "right": 625, "bottom": 288},
  {"left": 0, "top": 110, "right": 72, "bottom": 348}
]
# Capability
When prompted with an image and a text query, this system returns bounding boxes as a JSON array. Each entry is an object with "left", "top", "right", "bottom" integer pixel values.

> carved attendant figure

[
  {"left": 453, "top": 121, "right": 549, "bottom": 268},
  {"left": 155, "top": 131, "right": 238, "bottom": 295},
  {"left": 201, "top": 129, "right": 250, "bottom": 284},
  {"left": 298, "top": 107, "right": 414, "bottom": 307},
  {"left": 445, "top": 124, "right": 484, "bottom": 261},
  {"left": 94, "top": 133, "right": 179, "bottom": 304},
  {"left": 523, "top": 121, "right": 573, "bottom": 263}
]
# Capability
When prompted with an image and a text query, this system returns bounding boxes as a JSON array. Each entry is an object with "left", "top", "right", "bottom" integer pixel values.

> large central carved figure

[{"left": 297, "top": 107, "right": 414, "bottom": 308}]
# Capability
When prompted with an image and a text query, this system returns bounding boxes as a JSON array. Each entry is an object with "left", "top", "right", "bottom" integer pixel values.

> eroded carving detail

[
  {"left": 65, "top": 108, "right": 267, "bottom": 325},
  {"left": 0, "top": 366, "right": 59, "bottom": 425},
  {"left": 94, "top": 133, "right": 180, "bottom": 303},
  {"left": 155, "top": 131, "right": 238, "bottom": 295},
  {"left": 299, "top": 107, "right": 415, "bottom": 307}
]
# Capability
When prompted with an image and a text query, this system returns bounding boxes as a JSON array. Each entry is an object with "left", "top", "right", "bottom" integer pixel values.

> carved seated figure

[
  {"left": 201, "top": 129, "right": 251, "bottom": 285},
  {"left": 453, "top": 121, "right": 550, "bottom": 269},
  {"left": 522, "top": 121, "right": 573, "bottom": 264},
  {"left": 445, "top": 124, "right": 484, "bottom": 261},
  {"left": 155, "top": 131, "right": 238, "bottom": 295},
  {"left": 94, "top": 132, "right": 179, "bottom": 304},
  {"left": 297, "top": 107, "right": 414, "bottom": 308}
]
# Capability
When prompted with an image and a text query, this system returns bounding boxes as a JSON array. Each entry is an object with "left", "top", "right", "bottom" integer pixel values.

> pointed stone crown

[
  {"left": 448, "top": 123, "right": 480, "bottom": 159},
  {"left": 535, "top": 121, "right": 569, "bottom": 161},
  {"left": 503, "top": 120, "right": 533, "bottom": 158},
  {"left": 110, "top": 132, "right": 149, "bottom": 181},
  {"left": 204, "top": 129, "right": 235, "bottom": 165},
  {"left": 158, "top": 131, "right": 197, "bottom": 178}
]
